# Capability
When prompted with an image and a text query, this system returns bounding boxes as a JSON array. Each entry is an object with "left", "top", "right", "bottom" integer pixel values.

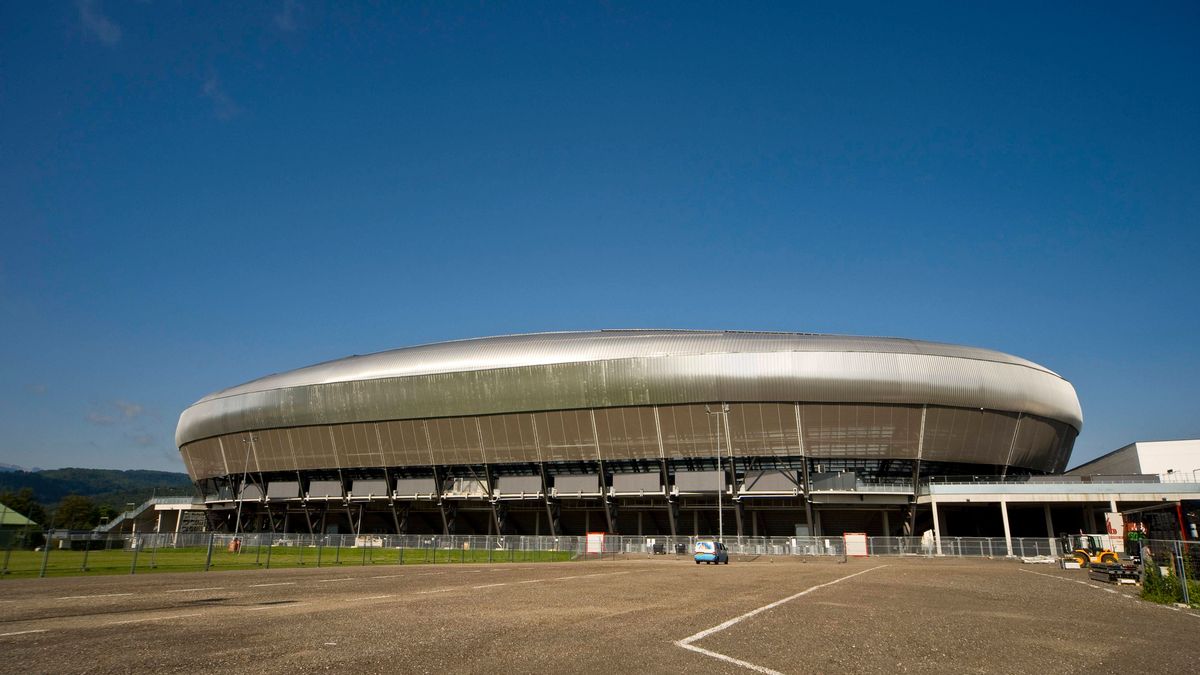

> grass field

[{"left": 0, "top": 544, "right": 575, "bottom": 579}]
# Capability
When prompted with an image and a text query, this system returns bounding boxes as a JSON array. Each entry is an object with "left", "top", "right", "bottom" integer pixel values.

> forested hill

[{"left": 0, "top": 468, "right": 194, "bottom": 511}]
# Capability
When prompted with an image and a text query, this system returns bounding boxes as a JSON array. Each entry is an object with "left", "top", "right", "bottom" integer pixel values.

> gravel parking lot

[{"left": 1, "top": 556, "right": 1196, "bottom": 674}]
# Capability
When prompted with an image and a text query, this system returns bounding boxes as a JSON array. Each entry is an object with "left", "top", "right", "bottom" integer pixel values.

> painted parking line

[
  {"left": 0, "top": 630, "right": 48, "bottom": 638},
  {"left": 56, "top": 593, "right": 135, "bottom": 600},
  {"left": 108, "top": 612, "right": 204, "bottom": 626},
  {"left": 165, "top": 587, "right": 225, "bottom": 593},
  {"left": 676, "top": 565, "right": 888, "bottom": 675},
  {"left": 317, "top": 578, "right": 355, "bottom": 583},
  {"left": 248, "top": 582, "right": 296, "bottom": 588},
  {"left": 371, "top": 574, "right": 407, "bottom": 579},
  {"left": 247, "top": 603, "right": 309, "bottom": 612},
  {"left": 472, "top": 583, "right": 508, "bottom": 589},
  {"left": 1017, "top": 568, "right": 1200, "bottom": 619},
  {"left": 353, "top": 595, "right": 396, "bottom": 601},
  {"left": 415, "top": 588, "right": 454, "bottom": 595}
]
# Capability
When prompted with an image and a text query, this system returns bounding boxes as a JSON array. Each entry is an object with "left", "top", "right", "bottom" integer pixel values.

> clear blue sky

[{"left": 1, "top": 2, "right": 1197, "bottom": 473}]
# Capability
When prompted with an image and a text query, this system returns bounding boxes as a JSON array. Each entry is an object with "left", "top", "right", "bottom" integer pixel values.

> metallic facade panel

[
  {"left": 554, "top": 474, "right": 600, "bottom": 494},
  {"left": 612, "top": 472, "right": 662, "bottom": 492},
  {"left": 395, "top": 478, "right": 437, "bottom": 496},
  {"left": 177, "top": 331, "right": 1082, "bottom": 448},
  {"left": 675, "top": 470, "right": 724, "bottom": 492},
  {"left": 350, "top": 479, "right": 388, "bottom": 496},
  {"left": 177, "top": 330, "right": 1083, "bottom": 481},
  {"left": 496, "top": 475, "right": 542, "bottom": 494},
  {"left": 307, "top": 480, "right": 343, "bottom": 498},
  {"left": 266, "top": 481, "right": 300, "bottom": 499}
]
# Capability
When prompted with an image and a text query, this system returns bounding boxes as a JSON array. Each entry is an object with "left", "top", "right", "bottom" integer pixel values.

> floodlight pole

[
  {"left": 233, "top": 435, "right": 257, "bottom": 548},
  {"left": 705, "top": 404, "right": 730, "bottom": 541}
]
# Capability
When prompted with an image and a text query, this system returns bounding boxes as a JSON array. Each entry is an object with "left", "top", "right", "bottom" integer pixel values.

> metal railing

[{"left": 17, "top": 529, "right": 1190, "bottom": 580}]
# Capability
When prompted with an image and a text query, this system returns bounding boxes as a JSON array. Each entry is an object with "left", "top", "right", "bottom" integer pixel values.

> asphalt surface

[{"left": 1, "top": 556, "right": 1196, "bottom": 674}]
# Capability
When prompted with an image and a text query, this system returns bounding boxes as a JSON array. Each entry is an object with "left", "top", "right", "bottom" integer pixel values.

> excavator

[{"left": 1061, "top": 534, "right": 1119, "bottom": 567}]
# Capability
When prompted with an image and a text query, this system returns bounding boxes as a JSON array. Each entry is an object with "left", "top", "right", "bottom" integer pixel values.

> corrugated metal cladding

[
  {"left": 179, "top": 401, "right": 1078, "bottom": 480},
  {"left": 176, "top": 330, "right": 1082, "bottom": 448}
]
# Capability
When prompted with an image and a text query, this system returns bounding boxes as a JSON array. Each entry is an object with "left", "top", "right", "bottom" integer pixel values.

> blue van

[{"left": 694, "top": 540, "right": 729, "bottom": 565}]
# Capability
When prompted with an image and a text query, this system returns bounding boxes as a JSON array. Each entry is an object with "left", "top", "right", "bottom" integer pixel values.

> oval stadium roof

[{"left": 177, "top": 330, "right": 1082, "bottom": 447}]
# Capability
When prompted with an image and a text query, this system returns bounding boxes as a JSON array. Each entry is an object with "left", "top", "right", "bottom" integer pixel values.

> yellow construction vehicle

[{"left": 1061, "top": 534, "right": 1119, "bottom": 567}]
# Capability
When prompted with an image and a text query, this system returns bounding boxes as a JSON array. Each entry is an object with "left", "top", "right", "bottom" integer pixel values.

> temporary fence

[{"left": 1139, "top": 538, "right": 1198, "bottom": 607}]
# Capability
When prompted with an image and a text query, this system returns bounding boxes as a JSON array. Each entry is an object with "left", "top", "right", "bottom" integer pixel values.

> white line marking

[
  {"left": 676, "top": 565, "right": 888, "bottom": 674},
  {"left": 371, "top": 574, "right": 406, "bottom": 579},
  {"left": 1017, "top": 568, "right": 1200, "bottom": 619},
  {"left": 55, "top": 593, "right": 135, "bottom": 600},
  {"left": 472, "top": 583, "right": 508, "bottom": 589},
  {"left": 317, "top": 578, "right": 354, "bottom": 583},
  {"left": 108, "top": 612, "right": 203, "bottom": 626},
  {"left": 415, "top": 588, "right": 453, "bottom": 595},
  {"left": 247, "top": 603, "right": 309, "bottom": 612},
  {"left": 248, "top": 582, "right": 296, "bottom": 588},
  {"left": 165, "top": 587, "right": 224, "bottom": 593},
  {"left": 0, "top": 630, "right": 47, "bottom": 637},
  {"left": 354, "top": 595, "right": 395, "bottom": 601}
]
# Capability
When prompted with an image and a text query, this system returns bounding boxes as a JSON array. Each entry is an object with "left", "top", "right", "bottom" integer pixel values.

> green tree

[
  {"left": 53, "top": 494, "right": 100, "bottom": 530},
  {"left": 0, "top": 487, "right": 47, "bottom": 525}
]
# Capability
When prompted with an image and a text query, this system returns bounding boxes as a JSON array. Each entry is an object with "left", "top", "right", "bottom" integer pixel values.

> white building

[{"left": 1067, "top": 439, "right": 1200, "bottom": 481}]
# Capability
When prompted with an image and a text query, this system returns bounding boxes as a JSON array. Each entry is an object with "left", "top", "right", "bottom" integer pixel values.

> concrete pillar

[
  {"left": 637, "top": 511, "right": 643, "bottom": 536},
  {"left": 1085, "top": 506, "right": 1098, "bottom": 533},
  {"left": 584, "top": 509, "right": 590, "bottom": 534},
  {"left": 1109, "top": 499, "right": 1117, "bottom": 514},
  {"left": 882, "top": 511, "right": 890, "bottom": 537},
  {"left": 1043, "top": 505, "right": 1054, "bottom": 537},
  {"left": 693, "top": 510, "right": 699, "bottom": 536},
  {"left": 813, "top": 509, "right": 823, "bottom": 537},
  {"left": 155, "top": 510, "right": 163, "bottom": 534},
  {"left": 931, "top": 500, "right": 943, "bottom": 556},
  {"left": 751, "top": 510, "right": 758, "bottom": 537},
  {"left": 1000, "top": 500, "right": 1013, "bottom": 557}
]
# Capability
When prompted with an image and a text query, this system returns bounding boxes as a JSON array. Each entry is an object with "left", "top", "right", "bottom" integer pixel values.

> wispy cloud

[
  {"left": 274, "top": 0, "right": 301, "bottom": 32},
  {"left": 202, "top": 70, "right": 241, "bottom": 121},
  {"left": 86, "top": 399, "right": 148, "bottom": 426},
  {"left": 114, "top": 400, "right": 144, "bottom": 418},
  {"left": 77, "top": 0, "right": 122, "bottom": 46},
  {"left": 126, "top": 432, "right": 156, "bottom": 447},
  {"left": 86, "top": 410, "right": 116, "bottom": 426}
]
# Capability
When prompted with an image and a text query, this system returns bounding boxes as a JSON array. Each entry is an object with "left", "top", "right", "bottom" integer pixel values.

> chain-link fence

[{"left": 0, "top": 531, "right": 1079, "bottom": 579}]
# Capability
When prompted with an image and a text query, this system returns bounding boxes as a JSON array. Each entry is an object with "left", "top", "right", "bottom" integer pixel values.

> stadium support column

[
  {"left": 432, "top": 465, "right": 453, "bottom": 536},
  {"left": 910, "top": 406, "right": 927, "bottom": 537},
  {"left": 539, "top": 463, "right": 560, "bottom": 536},
  {"left": 483, "top": 465, "right": 503, "bottom": 535},
  {"left": 794, "top": 404, "right": 815, "bottom": 536},
  {"left": 597, "top": 458, "right": 616, "bottom": 534},
  {"left": 1000, "top": 499, "right": 1013, "bottom": 557},
  {"left": 1043, "top": 505, "right": 1054, "bottom": 537},
  {"left": 931, "top": 499, "right": 943, "bottom": 556}
]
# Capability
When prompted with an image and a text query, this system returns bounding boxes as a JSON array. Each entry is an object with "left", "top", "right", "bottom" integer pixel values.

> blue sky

[{"left": 1, "top": 2, "right": 1197, "bottom": 473}]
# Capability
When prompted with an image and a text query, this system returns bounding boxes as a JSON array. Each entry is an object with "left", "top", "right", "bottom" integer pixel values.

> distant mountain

[
  {"left": 0, "top": 468, "right": 194, "bottom": 513},
  {"left": 0, "top": 462, "right": 32, "bottom": 472}
]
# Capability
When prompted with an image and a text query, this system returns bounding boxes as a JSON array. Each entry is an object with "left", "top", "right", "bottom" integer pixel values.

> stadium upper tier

[{"left": 176, "top": 330, "right": 1082, "bottom": 479}]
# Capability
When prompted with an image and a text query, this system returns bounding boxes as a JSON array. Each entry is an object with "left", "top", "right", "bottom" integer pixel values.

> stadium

[{"left": 175, "top": 330, "right": 1083, "bottom": 538}]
